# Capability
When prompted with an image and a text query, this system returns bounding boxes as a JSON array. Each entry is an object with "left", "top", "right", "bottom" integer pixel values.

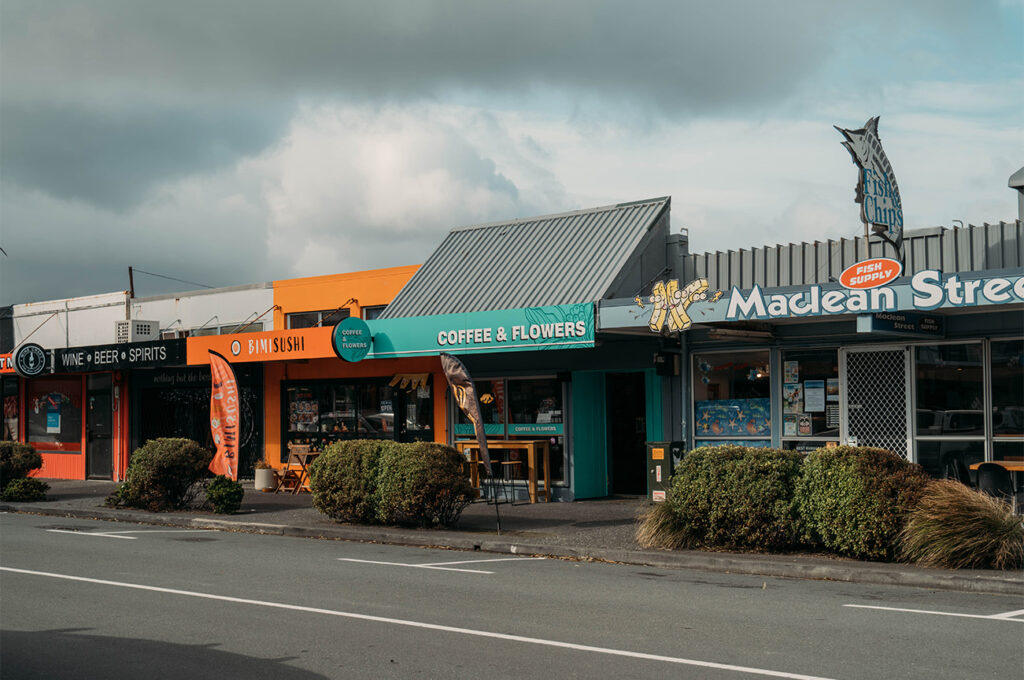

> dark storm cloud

[
  {"left": 0, "top": 0, "right": 992, "bottom": 210},
  {"left": 0, "top": 103, "right": 288, "bottom": 210}
]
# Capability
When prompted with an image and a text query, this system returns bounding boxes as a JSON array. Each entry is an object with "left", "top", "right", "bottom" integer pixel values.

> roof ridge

[{"left": 449, "top": 196, "right": 670, "bottom": 234}]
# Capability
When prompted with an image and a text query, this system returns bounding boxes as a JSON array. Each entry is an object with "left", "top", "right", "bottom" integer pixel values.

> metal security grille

[{"left": 843, "top": 349, "right": 910, "bottom": 458}]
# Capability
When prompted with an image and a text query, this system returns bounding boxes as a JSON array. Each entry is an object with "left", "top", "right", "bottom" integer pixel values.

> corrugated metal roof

[
  {"left": 381, "top": 197, "right": 670, "bottom": 317},
  {"left": 685, "top": 221, "right": 1023, "bottom": 291}
]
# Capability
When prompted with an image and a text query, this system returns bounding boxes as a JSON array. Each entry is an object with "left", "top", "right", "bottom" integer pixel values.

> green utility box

[{"left": 646, "top": 441, "right": 686, "bottom": 501}]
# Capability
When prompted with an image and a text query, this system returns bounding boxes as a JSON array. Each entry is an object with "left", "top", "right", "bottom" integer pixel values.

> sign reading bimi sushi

[{"left": 367, "top": 303, "right": 594, "bottom": 358}]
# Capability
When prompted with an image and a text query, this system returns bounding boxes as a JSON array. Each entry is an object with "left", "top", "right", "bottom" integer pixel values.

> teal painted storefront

[{"left": 357, "top": 303, "right": 673, "bottom": 500}]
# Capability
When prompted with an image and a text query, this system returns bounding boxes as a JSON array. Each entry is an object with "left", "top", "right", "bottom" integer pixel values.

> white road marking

[
  {"left": 1, "top": 566, "right": 836, "bottom": 680},
  {"left": 46, "top": 529, "right": 211, "bottom": 541},
  {"left": 417, "top": 557, "right": 547, "bottom": 567},
  {"left": 337, "top": 558, "right": 495, "bottom": 574},
  {"left": 990, "top": 609, "right": 1024, "bottom": 620},
  {"left": 844, "top": 604, "right": 1024, "bottom": 622}
]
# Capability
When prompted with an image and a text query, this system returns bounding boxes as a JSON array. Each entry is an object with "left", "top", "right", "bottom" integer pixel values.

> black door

[
  {"left": 86, "top": 387, "right": 113, "bottom": 479},
  {"left": 607, "top": 372, "right": 647, "bottom": 495}
]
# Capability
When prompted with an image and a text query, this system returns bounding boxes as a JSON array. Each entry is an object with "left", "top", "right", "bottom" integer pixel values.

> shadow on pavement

[{"left": 1, "top": 629, "right": 328, "bottom": 680}]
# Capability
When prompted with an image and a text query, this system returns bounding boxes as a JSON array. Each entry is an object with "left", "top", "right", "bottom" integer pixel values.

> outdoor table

[
  {"left": 290, "top": 450, "right": 320, "bottom": 494},
  {"left": 455, "top": 439, "right": 550, "bottom": 503}
]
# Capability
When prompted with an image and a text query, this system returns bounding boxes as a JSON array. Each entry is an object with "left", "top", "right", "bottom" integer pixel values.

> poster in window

[
  {"left": 46, "top": 393, "right": 62, "bottom": 433},
  {"left": 784, "top": 361, "right": 799, "bottom": 384},
  {"left": 797, "top": 414, "right": 812, "bottom": 436},
  {"left": 783, "top": 415, "right": 797, "bottom": 436},
  {"left": 826, "top": 378, "right": 840, "bottom": 403},
  {"left": 783, "top": 383, "right": 803, "bottom": 414},
  {"left": 804, "top": 380, "right": 826, "bottom": 412},
  {"left": 826, "top": 404, "right": 841, "bottom": 429}
]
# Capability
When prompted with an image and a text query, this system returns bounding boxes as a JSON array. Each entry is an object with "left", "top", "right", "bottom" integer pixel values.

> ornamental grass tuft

[
  {"left": 900, "top": 480, "right": 1024, "bottom": 571},
  {"left": 636, "top": 499, "right": 688, "bottom": 550}
]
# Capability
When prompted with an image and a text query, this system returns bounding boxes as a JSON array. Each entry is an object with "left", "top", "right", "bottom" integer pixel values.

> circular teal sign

[{"left": 333, "top": 317, "right": 372, "bottom": 362}]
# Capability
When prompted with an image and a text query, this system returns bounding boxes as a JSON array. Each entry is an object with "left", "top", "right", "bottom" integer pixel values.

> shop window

[
  {"left": 509, "top": 378, "right": 565, "bottom": 483},
  {"left": 780, "top": 349, "right": 840, "bottom": 447},
  {"left": 283, "top": 379, "right": 399, "bottom": 460},
  {"left": 26, "top": 377, "right": 82, "bottom": 449},
  {"left": 914, "top": 343, "right": 985, "bottom": 478},
  {"left": 915, "top": 344, "right": 984, "bottom": 436},
  {"left": 991, "top": 339, "right": 1023, "bottom": 438},
  {"left": 453, "top": 377, "right": 567, "bottom": 485},
  {"left": 399, "top": 379, "right": 434, "bottom": 442},
  {"left": 2, "top": 377, "right": 19, "bottom": 440},
  {"left": 287, "top": 309, "right": 350, "bottom": 329},
  {"left": 917, "top": 440, "right": 984, "bottom": 480},
  {"left": 693, "top": 351, "right": 770, "bottom": 447},
  {"left": 454, "top": 380, "right": 506, "bottom": 436}
]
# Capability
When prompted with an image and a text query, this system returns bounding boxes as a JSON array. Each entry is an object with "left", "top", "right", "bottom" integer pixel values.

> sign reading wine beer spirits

[
  {"left": 835, "top": 116, "right": 904, "bottom": 257},
  {"left": 53, "top": 339, "right": 185, "bottom": 373}
]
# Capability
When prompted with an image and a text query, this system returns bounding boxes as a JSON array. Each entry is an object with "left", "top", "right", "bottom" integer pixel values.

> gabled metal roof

[{"left": 381, "top": 197, "right": 670, "bottom": 317}]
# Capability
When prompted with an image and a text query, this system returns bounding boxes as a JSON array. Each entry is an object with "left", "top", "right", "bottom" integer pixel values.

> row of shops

[{"left": 3, "top": 198, "right": 1022, "bottom": 500}]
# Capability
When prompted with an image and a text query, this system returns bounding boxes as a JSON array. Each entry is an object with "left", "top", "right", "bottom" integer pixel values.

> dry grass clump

[
  {"left": 900, "top": 480, "right": 1024, "bottom": 570},
  {"left": 636, "top": 501, "right": 688, "bottom": 550}
]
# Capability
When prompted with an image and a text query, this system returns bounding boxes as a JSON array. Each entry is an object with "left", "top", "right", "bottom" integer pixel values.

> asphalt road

[{"left": 1, "top": 513, "right": 1021, "bottom": 680}]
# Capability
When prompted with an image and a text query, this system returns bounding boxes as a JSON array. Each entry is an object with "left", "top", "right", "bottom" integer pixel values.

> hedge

[
  {"left": 661, "top": 445, "right": 804, "bottom": 551},
  {"left": 309, "top": 440, "right": 473, "bottom": 527},
  {"left": 795, "top": 446, "right": 930, "bottom": 561},
  {"left": 1, "top": 441, "right": 43, "bottom": 491},
  {"left": 106, "top": 438, "right": 212, "bottom": 511}
]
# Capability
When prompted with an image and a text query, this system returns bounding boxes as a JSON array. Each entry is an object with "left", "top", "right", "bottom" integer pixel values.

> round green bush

[
  {"left": 664, "top": 445, "right": 804, "bottom": 551},
  {"left": 206, "top": 475, "right": 244, "bottom": 514},
  {"left": 1, "top": 441, "right": 43, "bottom": 491},
  {"left": 106, "top": 438, "right": 212, "bottom": 512},
  {"left": 1, "top": 477, "right": 49, "bottom": 502},
  {"left": 309, "top": 439, "right": 397, "bottom": 523},
  {"left": 375, "top": 442, "right": 474, "bottom": 527},
  {"left": 795, "top": 446, "right": 930, "bottom": 561}
]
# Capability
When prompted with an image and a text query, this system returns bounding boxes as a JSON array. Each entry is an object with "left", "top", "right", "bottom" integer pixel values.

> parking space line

[
  {"left": 46, "top": 529, "right": 212, "bottom": 541},
  {"left": 0, "top": 566, "right": 838, "bottom": 680},
  {"left": 418, "top": 557, "right": 546, "bottom": 567},
  {"left": 844, "top": 604, "right": 1024, "bottom": 622},
  {"left": 337, "top": 558, "right": 495, "bottom": 573}
]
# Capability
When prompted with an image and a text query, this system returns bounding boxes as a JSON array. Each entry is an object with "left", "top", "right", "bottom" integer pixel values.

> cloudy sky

[{"left": 1, "top": 0, "right": 1021, "bottom": 304}]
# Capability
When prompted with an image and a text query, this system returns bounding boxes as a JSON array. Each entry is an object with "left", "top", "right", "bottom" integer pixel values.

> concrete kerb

[{"left": 3, "top": 502, "right": 1021, "bottom": 597}]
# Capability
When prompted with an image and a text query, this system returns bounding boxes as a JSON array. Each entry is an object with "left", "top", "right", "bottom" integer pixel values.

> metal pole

[{"left": 862, "top": 222, "right": 870, "bottom": 259}]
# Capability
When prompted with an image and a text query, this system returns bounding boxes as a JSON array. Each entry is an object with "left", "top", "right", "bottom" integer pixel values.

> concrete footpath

[{"left": 3, "top": 479, "right": 1022, "bottom": 596}]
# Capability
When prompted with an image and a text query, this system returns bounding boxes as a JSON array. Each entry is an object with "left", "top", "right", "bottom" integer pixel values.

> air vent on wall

[{"left": 115, "top": 319, "right": 160, "bottom": 344}]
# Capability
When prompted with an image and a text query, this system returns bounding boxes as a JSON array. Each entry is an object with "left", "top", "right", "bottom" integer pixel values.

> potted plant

[{"left": 254, "top": 459, "right": 276, "bottom": 492}]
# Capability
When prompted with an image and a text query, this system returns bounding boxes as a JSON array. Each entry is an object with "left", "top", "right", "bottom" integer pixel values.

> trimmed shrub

[
  {"left": 1, "top": 441, "right": 43, "bottom": 491},
  {"left": 206, "top": 475, "right": 244, "bottom": 514},
  {"left": 1, "top": 477, "right": 49, "bottom": 502},
  {"left": 658, "top": 445, "right": 804, "bottom": 551},
  {"left": 309, "top": 439, "right": 396, "bottom": 523},
  {"left": 375, "top": 442, "right": 473, "bottom": 527},
  {"left": 795, "top": 446, "right": 930, "bottom": 561},
  {"left": 106, "top": 438, "right": 212, "bottom": 511},
  {"left": 900, "top": 480, "right": 1024, "bottom": 570}
]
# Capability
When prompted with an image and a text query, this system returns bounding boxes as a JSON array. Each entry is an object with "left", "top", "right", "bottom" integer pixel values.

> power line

[{"left": 131, "top": 268, "right": 215, "bottom": 290}]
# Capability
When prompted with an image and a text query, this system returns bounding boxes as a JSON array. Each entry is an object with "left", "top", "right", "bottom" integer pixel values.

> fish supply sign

[{"left": 839, "top": 258, "right": 902, "bottom": 289}]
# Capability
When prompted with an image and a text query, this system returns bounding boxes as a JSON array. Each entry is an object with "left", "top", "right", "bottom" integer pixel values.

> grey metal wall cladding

[
  {"left": 381, "top": 198, "right": 670, "bottom": 317},
  {"left": 688, "top": 221, "right": 1023, "bottom": 291}
]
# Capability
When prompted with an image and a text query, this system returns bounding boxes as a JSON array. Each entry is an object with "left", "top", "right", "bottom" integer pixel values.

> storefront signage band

[
  {"left": 856, "top": 311, "right": 943, "bottom": 337},
  {"left": 726, "top": 270, "right": 1024, "bottom": 321},
  {"left": 53, "top": 339, "right": 186, "bottom": 373},
  {"left": 0, "top": 354, "right": 13, "bottom": 374},
  {"left": 368, "top": 303, "right": 595, "bottom": 359}
]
